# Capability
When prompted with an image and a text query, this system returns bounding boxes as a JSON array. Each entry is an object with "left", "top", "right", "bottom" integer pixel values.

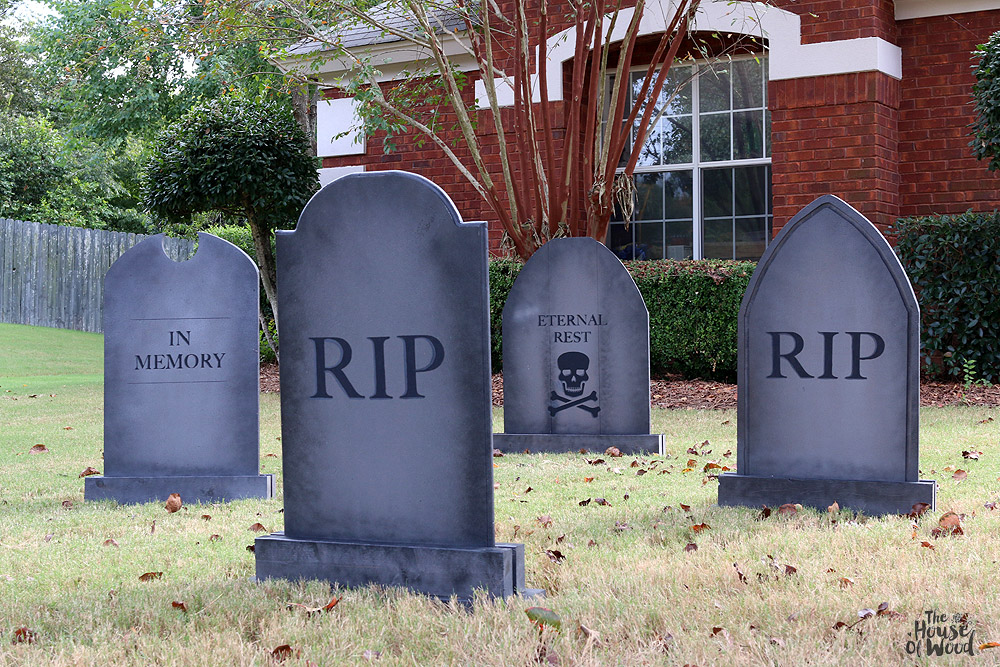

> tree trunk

[
  {"left": 290, "top": 85, "right": 318, "bottom": 157},
  {"left": 245, "top": 203, "right": 280, "bottom": 360}
]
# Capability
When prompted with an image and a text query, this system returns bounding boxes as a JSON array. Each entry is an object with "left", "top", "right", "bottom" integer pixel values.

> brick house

[{"left": 307, "top": 0, "right": 1000, "bottom": 260}]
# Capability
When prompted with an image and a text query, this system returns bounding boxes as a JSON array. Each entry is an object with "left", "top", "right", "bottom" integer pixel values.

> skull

[{"left": 557, "top": 351, "right": 590, "bottom": 397}]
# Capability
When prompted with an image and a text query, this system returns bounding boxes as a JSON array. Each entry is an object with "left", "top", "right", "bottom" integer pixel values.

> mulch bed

[{"left": 261, "top": 363, "right": 1000, "bottom": 408}]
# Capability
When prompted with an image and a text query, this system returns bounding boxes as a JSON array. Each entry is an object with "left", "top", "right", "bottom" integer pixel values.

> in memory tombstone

[
  {"left": 718, "top": 196, "right": 935, "bottom": 515},
  {"left": 85, "top": 233, "right": 274, "bottom": 503},
  {"left": 494, "top": 237, "right": 663, "bottom": 454},
  {"left": 254, "top": 171, "right": 535, "bottom": 601}
]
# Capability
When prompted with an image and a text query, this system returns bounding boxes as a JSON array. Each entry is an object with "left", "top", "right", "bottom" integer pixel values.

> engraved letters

[
  {"left": 767, "top": 331, "right": 886, "bottom": 380},
  {"left": 311, "top": 335, "right": 445, "bottom": 400},
  {"left": 134, "top": 330, "right": 226, "bottom": 371}
]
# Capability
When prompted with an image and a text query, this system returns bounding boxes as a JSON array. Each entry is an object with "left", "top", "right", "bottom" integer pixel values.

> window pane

[
  {"left": 661, "top": 116, "right": 692, "bottom": 164},
  {"left": 634, "top": 172, "right": 664, "bottom": 220},
  {"left": 700, "top": 113, "right": 730, "bottom": 161},
  {"left": 663, "top": 170, "right": 693, "bottom": 220},
  {"left": 608, "top": 223, "right": 634, "bottom": 258},
  {"left": 733, "top": 110, "right": 764, "bottom": 160},
  {"left": 635, "top": 123, "right": 662, "bottom": 166},
  {"left": 700, "top": 66, "right": 731, "bottom": 112},
  {"left": 636, "top": 223, "right": 665, "bottom": 260},
  {"left": 703, "top": 218, "right": 733, "bottom": 259},
  {"left": 732, "top": 58, "right": 764, "bottom": 109},
  {"left": 664, "top": 220, "right": 693, "bottom": 259},
  {"left": 702, "top": 168, "right": 732, "bottom": 218},
  {"left": 735, "top": 217, "right": 769, "bottom": 260},
  {"left": 660, "top": 64, "right": 693, "bottom": 116},
  {"left": 734, "top": 165, "right": 769, "bottom": 216}
]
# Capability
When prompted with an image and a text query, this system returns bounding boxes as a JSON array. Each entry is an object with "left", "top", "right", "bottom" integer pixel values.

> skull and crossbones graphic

[{"left": 548, "top": 351, "right": 600, "bottom": 417}]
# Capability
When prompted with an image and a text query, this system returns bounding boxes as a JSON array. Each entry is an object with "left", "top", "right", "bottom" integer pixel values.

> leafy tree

[
  {"left": 0, "top": 113, "right": 153, "bottom": 231},
  {"left": 143, "top": 95, "right": 319, "bottom": 355},
  {"left": 972, "top": 30, "right": 1000, "bottom": 171},
  {"left": 0, "top": 22, "right": 41, "bottom": 114}
]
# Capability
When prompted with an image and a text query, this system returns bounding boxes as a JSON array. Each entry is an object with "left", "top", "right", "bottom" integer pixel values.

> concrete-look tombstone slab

[
  {"left": 85, "top": 233, "right": 274, "bottom": 504},
  {"left": 718, "top": 196, "right": 935, "bottom": 515},
  {"left": 493, "top": 237, "right": 663, "bottom": 454},
  {"left": 254, "top": 171, "right": 535, "bottom": 602}
]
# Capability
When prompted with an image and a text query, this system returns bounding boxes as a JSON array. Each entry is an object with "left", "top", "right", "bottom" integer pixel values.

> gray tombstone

[
  {"left": 85, "top": 233, "right": 274, "bottom": 503},
  {"left": 718, "top": 196, "right": 935, "bottom": 515},
  {"left": 254, "top": 171, "right": 535, "bottom": 602},
  {"left": 493, "top": 237, "right": 663, "bottom": 454}
]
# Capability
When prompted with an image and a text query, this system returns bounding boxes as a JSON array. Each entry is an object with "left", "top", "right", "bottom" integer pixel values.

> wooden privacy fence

[{"left": 0, "top": 218, "right": 196, "bottom": 333}]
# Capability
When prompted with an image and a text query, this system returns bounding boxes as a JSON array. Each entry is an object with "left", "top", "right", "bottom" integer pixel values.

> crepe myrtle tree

[
  {"left": 144, "top": 95, "right": 319, "bottom": 358},
  {"left": 972, "top": 30, "right": 1000, "bottom": 171}
]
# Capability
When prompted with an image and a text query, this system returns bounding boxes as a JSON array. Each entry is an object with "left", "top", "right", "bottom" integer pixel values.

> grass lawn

[{"left": 2, "top": 323, "right": 999, "bottom": 665}]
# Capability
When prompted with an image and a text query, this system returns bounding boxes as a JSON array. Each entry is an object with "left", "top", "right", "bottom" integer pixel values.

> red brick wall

[
  {"left": 897, "top": 10, "right": 1000, "bottom": 217},
  {"left": 774, "top": 0, "right": 896, "bottom": 45},
  {"left": 770, "top": 72, "right": 900, "bottom": 232}
]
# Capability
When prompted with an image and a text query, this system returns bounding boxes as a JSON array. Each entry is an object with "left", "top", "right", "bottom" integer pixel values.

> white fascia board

[
  {"left": 895, "top": 0, "right": 1000, "bottom": 20},
  {"left": 769, "top": 37, "right": 902, "bottom": 81}
]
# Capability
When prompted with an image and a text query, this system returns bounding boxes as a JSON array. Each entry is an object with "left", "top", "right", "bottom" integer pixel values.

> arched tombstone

[
  {"left": 718, "top": 196, "right": 935, "bottom": 515},
  {"left": 86, "top": 233, "right": 274, "bottom": 503},
  {"left": 494, "top": 237, "right": 663, "bottom": 454},
  {"left": 254, "top": 171, "right": 535, "bottom": 602}
]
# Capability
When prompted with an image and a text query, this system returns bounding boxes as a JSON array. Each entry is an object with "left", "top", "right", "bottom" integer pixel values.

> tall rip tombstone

[
  {"left": 86, "top": 233, "right": 274, "bottom": 503},
  {"left": 255, "top": 172, "right": 535, "bottom": 602},
  {"left": 494, "top": 237, "right": 663, "bottom": 455},
  {"left": 718, "top": 196, "right": 935, "bottom": 515}
]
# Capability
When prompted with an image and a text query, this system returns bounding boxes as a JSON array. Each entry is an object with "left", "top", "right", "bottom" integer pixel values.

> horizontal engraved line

[
  {"left": 129, "top": 317, "right": 231, "bottom": 321},
  {"left": 126, "top": 380, "right": 228, "bottom": 385}
]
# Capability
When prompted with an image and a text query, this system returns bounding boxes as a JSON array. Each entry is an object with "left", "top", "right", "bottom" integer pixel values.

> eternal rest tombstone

[
  {"left": 254, "top": 171, "right": 536, "bottom": 601},
  {"left": 85, "top": 233, "right": 274, "bottom": 503},
  {"left": 717, "top": 195, "right": 935, "bottom": 515},
  {"left": 493, "top": 237, "right": 663, "bottom": 454}
]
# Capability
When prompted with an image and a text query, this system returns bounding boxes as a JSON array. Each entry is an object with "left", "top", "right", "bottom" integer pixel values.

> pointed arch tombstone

[
  {"left": 718, "top": 196, "right": 935, "bottom": 514},
  {"left": 493, "top": 237, "right": 663, "bottom": 454},
  {"left": 254, "top": 171, "right": 534, "bottom": 601},
  {"left": 86, "top": 233, "right": 274, "bottom": 503}
]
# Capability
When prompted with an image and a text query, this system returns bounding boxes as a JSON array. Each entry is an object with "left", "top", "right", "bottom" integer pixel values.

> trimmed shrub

[
  {"left": 892, "top": 211, "right": 1000, "bottom": 384},
  {"left": 488, "top": 257, "right": 754, "bottom": 380}
]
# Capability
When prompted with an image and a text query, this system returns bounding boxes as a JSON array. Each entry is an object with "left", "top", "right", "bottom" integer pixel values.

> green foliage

[
  {"left": 971, "top": 31, "right": 1000, "bottom": 170},
  {"left": 893, "top": 211, "right": 1000, "bottom": 383},
  {"left": 488, "top": 257, "right": 754, "bottom": 380},
  {"left": 0, "top": 114, "right": 153, "bottom": 231},
  {"left": 144, "top": 95, "right": 318, "bottom": 230}
]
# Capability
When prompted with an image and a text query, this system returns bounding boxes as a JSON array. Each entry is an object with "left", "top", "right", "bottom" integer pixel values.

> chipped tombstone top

[
  {"left": 738, "top": 195, "right": 919, "bottom": 482},
  {"left": 276, "top": 171, "right": 494, "bottom": 548},
  {"left": 103, "top": 233, "right": 260, "bottom": 476},
  {"left": 502, "top": 237, "right": 651, "bottom": 435}
]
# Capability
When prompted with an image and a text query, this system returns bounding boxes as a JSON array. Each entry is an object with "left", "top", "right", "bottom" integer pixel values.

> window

[{"left": 608, "top": 56, "right": 771, "bottom": 261}]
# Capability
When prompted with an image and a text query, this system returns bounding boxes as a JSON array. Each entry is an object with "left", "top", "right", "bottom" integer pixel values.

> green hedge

[
  {"left": 892, "top": 211, "right": 1000, "bottom": 384},
  {"left": 489, "top": 257, "right": 754, "bottom": 381}
]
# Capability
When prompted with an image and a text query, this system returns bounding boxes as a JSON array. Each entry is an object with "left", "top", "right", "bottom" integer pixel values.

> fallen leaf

[
  {"left": 777, "top": 503, "right": 797, "bottom": 516},
  {"left": 594, "top": 498, "right": 610, "bottom": 506},
  {"left": 44, "top": 533, "right": 53, "bottom": 542},
  {"left": 937, "top": 511, "right": 963, "bottom": 536},
  {"left": 703, "top": 462, "right": 722, "bottom": 472},
  {"left": 962, "top": 450, "right": 982, "bottom": 460},
  {"left": 839, "top": 577, "right": 855, "bottom": 588},
  {"left": 249, "top": 522, "right": 267, "bottom": 532},
  {"left": 493, "top": 449, "right": 504, "bottom": 457},
  {"left": 524, "top": 486, "right": 533, "bottom": 493},
  {"left": 271, "top": 644, "right": 298, "bottom": 662},
  {"left": 686, "top": 459, "right": 697, "bottom": 467},
  {"left": 575, "top": 623, "right": 601, "bottom": 644},
  {"left": 246, "top": 544, "right": 255, "bottom": 553},
  {"left": 986, "top": 502, "right": 998, "bottom": 511},
  {"left": 537, "top": 515, "right": 553, "bottom": 528},
  {"left": 636, "top": 469, "right": 647, "bottom": 476},
  {"left": 979, "top": 642, "right": 1000, "bottom": 650},
  {"left": 287, "top": 597, "right": 341, "bottom": 615},
  {"left": 784, "top": 565, "right": 797, "bottom": 576},
  {"left": 630, "top": 460, "right": 640, "bottom": 468},
  {"left": 858, "top": 608, "right": 875, "bottom": 619},
  {"left": 11, "top": 627, "right": 36, "bottom": 644},
  {"left": 363, "top": 650, "right": 382, "bottom": 661},
  {"left": 103, "top": 538, "right": 119, "bottom": 548},
  {"left": 29, "top": 444, "right": 48, "bottom": 454},
  {"left": 769, "top": 637, "right": 785, "bottom": 647},
  {"left": 605, "top": 447, "right": 622, "bottom": 457},
  {"left": 526, "top": 606, "right": 562, "bottom": 631},
  {"left": 733, "top": 562, "right": 748, "bottom": 585},
  {"left": 684, "top": 543, "right": 698, "bottom": 552},
  {"left": 679, "top": 503, "right": 691, "bottom": 512},
  {"left": 920, "top": 541, "right": 935, "bottom": 550},
  {"left": 139, "top": 571, "right": 163, "bottom": 582},
  {"left": 758, "top": 506, "right": 772, "bottom": 520},
  {"left": 165, "top": 493, "right": 182, "bottom": 513},
  {"left": 953, "top": 469, "right": 968, "bottom": 482},
  {"left": 209, "top": 534, "right": 222, "bottom": 542},
  {"left": 583, "top": 477, "right": 594, "bottom": 483},
  {"left": 201, "top": 514, "right": 212, "bottom": 521},
  {"left": 61, "top": 500, "right": 73, "bottom": 509},
  {"left": 79, "top": 467, "right": 101, "bottom": 478},
  {"left": 586, "top": 458, "right": 605, "bottom": 465},
  {"left": 63, "top": 426, "right": 73, "bottom": 430},
  {"left": 172, "top": 601, "right": 188, "bottom": 612},
  {"left": 587, "top": 539, "right": 598, "bottom": 547},
  {"left": 832, "top": 621, "right": 849, "bottom": 630},
  {"left": 613, "top": 521, "right": 631, "bottom": 532},
  {"left": 909, "top": 502, "right": 931, "bottom": 519},
  {"left": 578, "top": 498, "right": 591, "bottom": 506},
  {"left": 150, "top": 520, "right": 156, "bottom": 534},
  {"left": 546, "top": 549, "right": 565, "bottom": 563},
  {"left": 828, "top": 501, "right": 840, "bottom": 513},
  {"left": 691, "top": 523, "right": 710, "bottom": 533}
]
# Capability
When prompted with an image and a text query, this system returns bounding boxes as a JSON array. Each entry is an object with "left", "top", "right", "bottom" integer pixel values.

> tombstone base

[
  {"left": 255, "top": 532, "right": 540, "bottom": 602},
  {"left": 493, "top": 433, "right": 664, "bottom": 455},
  {"left": 717, "top": 473, "right": 936, "bottom": 515},
  {"left": 84, "top": 474, "right": 275, "bottom": 504}
]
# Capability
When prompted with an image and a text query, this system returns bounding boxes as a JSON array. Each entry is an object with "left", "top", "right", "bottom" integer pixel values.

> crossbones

[{"left": 548, "top": 390, "right": 600, "bottom": 417}]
